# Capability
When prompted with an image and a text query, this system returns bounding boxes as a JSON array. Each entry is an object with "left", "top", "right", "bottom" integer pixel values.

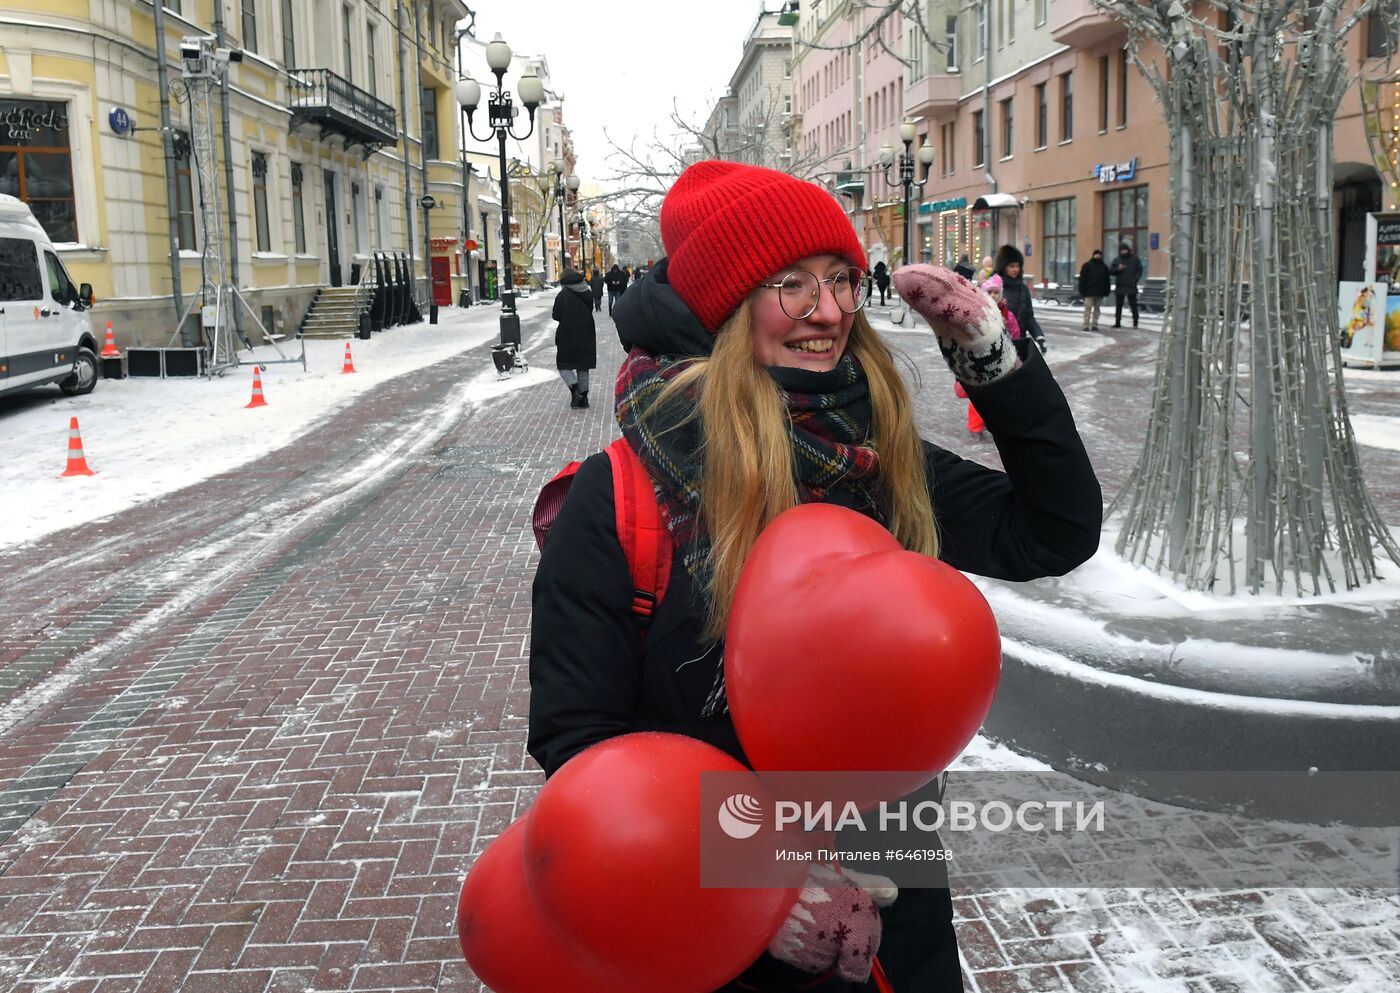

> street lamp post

[
  {"left": 454, "top": 28, "right": 475, "bottom": 307},
  {"left": 551, "top": 161, "right": 580, "bottom": 278},
  {"left": 579, "top": 216, "right": 591, "bottom": 274},
  {"left": 878, "top": 120, "right": 935, "bottom": 269},
  {"left": 455, "top": 34, "right": 544, "bottom": 347}
]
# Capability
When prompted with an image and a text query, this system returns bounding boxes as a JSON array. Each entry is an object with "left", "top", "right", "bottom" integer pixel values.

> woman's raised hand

[{"left": 891, "top": 264, "right": 1021, "bottom": 386}]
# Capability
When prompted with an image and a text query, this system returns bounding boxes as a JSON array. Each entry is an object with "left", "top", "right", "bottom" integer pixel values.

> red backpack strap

[
  {"left": 605, "top": 437, "right": 672, "bottom": 624},
  {"left": 532, "top": 461, "right": 582, "bottom": 550}
]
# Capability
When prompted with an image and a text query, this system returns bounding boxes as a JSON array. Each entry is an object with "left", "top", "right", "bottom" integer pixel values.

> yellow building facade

[{"left": 0, "top": 0, "right": 471, "bottom": 347}]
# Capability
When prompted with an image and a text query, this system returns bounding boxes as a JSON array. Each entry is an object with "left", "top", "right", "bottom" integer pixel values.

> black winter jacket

[
  {"left": 528, "top": 260, "right": 1101, "bottom": 992},
  {"left": 588, "top": 271, "right": 605, "bottom": 297},
  {"left": 605, "top": 267, "right": 628, "bottom": 293},
  {"left": 1077, "top": 258, "right": 1111, "bottom": 298},
  {"left": 1109, "top": 252, "right": 1144, "bottom": 293},
  {"left": 996, "top": 272, "right": 1045, "bottom": 342},
  {"left": 551, "top": 271, "right": 596, "bottom": 369}
]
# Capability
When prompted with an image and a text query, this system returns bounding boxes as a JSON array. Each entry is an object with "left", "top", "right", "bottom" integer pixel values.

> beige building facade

[{"left": 0, "top": 0, "right": 473, "bottom": 349}]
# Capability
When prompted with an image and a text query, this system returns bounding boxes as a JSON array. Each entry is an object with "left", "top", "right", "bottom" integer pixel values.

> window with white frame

[{"left": 251, "top": 152, "right": 271, "bottom": 252}]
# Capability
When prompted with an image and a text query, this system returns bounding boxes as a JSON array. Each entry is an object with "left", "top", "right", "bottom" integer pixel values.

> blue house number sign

[{"left": 108, "top": 107, "right": 132, "bottom": 136}]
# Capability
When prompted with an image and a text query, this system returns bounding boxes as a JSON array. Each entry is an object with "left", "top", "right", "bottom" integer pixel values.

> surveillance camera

[
  {"left": 180, "top": 38, "right": 202, "bottom": 60},
  {"left": 227, "top": 48, "right": 244, "bottom": 63}
]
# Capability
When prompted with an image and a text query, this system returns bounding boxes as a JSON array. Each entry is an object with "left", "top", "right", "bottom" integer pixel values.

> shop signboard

[{"left": 1093, "top": 158, "right": 1138, "bottom": 183}]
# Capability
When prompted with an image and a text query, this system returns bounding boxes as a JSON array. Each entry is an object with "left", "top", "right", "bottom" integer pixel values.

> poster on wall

[
  {"left": 1357, "top": 214, "right": 1400, "bottom": 367},
  {"left": 1338, "top": 282, "right": 1386, "bottom": 367}
]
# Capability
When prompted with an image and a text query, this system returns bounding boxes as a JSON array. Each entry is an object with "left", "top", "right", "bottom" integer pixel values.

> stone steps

[{"left": 298, "top": 285, "right": 374, "bottom": 340}]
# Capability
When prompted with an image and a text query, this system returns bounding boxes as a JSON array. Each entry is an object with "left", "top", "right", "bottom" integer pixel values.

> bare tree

[
  {"left": 594, "top": 96, "right": 865, "bottom": 243},
  {"left": 1107, "top": 0, "right": 1400, "bottom": 595},
  {"left": 506, "top": 160, "right": 556, "bottom": 283}
]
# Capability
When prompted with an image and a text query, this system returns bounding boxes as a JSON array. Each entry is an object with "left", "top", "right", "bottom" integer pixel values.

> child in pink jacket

[{"left": 956, "top": 274, "right": 1023, "bottom": 435}]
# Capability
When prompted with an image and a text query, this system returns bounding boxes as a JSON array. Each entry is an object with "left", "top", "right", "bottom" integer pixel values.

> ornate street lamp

[
  {"left": 456, "top": 34, "right": 544, "bottom": 347},
  {"left": 551, "top": 160, "right": 579, "bottom": 278},
  {"left": 877, "top": 120, "right": 935, "bottom": 270}
]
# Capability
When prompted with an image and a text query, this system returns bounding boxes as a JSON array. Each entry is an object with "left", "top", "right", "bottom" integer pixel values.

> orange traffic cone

[
  {"left": 245, "top": 365, "right": 268, "bottom": 408},
  {"left": 341, "top": 342, "right": 356, "bottom": 374},
  {"left": 99, "top": 321, "right": 121, "bottom": 358},
  {"left": 59, "top": 416, "right": 97, "bottom": 477}
]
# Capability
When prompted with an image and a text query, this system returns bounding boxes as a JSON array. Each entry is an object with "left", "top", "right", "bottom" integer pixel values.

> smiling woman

[{"left": 528, "top": 160, "right": 1103, "bottom": 993}]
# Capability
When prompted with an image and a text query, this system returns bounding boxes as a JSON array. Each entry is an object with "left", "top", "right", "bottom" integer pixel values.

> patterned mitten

[
  {"left": 891, "top": 264, "right": 1021, "bottom": 386},
  {"left": 767, "top": 862, "right": 897, "bottom": 983}
]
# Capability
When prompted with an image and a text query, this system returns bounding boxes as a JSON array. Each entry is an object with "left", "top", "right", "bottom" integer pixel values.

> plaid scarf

[{"left": 615, "top": 347, "right": 881, "bottom": 712}]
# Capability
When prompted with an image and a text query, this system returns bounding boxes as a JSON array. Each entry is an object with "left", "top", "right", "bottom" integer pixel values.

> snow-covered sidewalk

[{"left": 0, "top": 298, "right": 553, "bottom": 550}]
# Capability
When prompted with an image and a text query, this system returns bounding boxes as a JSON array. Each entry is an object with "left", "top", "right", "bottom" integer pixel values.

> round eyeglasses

[{"left": 758, "top": 266, "right": 872, "bottom": 321}]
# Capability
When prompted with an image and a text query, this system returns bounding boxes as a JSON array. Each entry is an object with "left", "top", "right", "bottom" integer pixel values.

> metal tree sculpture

[{"left": 1107, "top": 0, "right": 1400, "bottom": 594}]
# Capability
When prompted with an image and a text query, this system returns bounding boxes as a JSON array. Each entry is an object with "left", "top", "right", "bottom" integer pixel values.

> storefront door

[
  {"left": 430, "top": 256, "right": 452, "bottom": 306},
  {"left": 323, "top": 170, "right": 341, "bottom": 287}
]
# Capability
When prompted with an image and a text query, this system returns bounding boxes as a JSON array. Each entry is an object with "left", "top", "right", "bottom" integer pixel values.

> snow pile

[
  {"left": 0, "top": 300, "right": 553, "bottom": 550},
  {"left": 1349, "top": 413, "right": 1400, "bottom": 452}
]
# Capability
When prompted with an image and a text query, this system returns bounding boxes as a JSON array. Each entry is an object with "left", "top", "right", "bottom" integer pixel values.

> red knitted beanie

[{"left": 661, "top": 161, "right": 868, "bottom": 332}]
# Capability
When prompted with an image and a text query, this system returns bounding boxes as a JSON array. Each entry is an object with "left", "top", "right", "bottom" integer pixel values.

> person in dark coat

[
  {"left": 952, "top": 253, "right": 976, "bottom": 281},
  {"left": 872, "top": 259, "right": 891, "bottom": 305},
  {"left": 551, "top": 268, "right": 596, "bottom": 407},
  {"left": 994, "top": 243, "right": 1047, "bottom": 352},
  {"left": 587, "top": 267, "right": 605, "bottom": 311},
  {"left": 529, "top": 162, "right": 1101, "bottom": 993},
  {"left": 1108, "top": 242, "right": 1144, "bottom": 328},
  {"left": 604, "top": 263, "right": 628, "bottom": 313},
  {"left": 1077, "top": 249, "right": 1112, "bottom": 332}
]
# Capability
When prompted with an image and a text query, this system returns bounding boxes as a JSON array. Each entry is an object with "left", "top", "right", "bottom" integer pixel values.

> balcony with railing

[{"left": 287, "top": 69, "right": 397, "bottom": 151}]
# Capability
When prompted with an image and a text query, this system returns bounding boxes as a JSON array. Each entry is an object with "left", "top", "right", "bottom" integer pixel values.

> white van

[{"left": 0, "top": 193, "right": 99, "bottom": 399}]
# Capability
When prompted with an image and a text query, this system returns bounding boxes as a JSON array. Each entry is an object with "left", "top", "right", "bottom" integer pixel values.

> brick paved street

[{"left": 0, "top": 305, "right": 1396, "bottom": 993}]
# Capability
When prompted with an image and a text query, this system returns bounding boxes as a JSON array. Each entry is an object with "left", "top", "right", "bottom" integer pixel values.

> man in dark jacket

[
  {"left": 1108, "top": 242, "right": 1144, "bottom": 328},
  {"left": 588, "top": 267, "right": 605, "bottom": 311},
  {"left": 1077, "top": 249, "right": 1111, "bottom": 332},
  {"left": 604, "top": 264, "right": 627, "bottom": 313},
  {"left": 994, "top": 244, "right": 1047, "bottom": 352},
  {"left": 952, "top": 254, "right": 976, "bottom": 281},
  {"left": 552, "top": 268, "right": 596, "bottom": 407}
]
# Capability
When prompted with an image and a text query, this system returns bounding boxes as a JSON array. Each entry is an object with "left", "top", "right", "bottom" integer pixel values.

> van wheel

[{"left": 60, "top": 347, "right": 99, "bottom": 396}]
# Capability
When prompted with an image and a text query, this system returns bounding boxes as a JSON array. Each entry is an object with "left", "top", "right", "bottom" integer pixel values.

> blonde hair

[{"left": 652, "top": 300, "right": 939, "bottom": 640}]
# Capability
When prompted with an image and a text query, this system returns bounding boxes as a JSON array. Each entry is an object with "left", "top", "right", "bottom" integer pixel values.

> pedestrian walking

[
  {"left": 529, "top": 161, "right": 1101, "bottom": 993},
  {"left": 551, "top": 267, "right": 596, "bottom": 408},
  {"left": 872, "top": 260, "right": 890, "bottom": 305},
  {"left": 605, "top": 263, "right": 627, "bottom": 313},
  {"left": 952, "top": 253, "right": 976, "bottom": 281},
  {"left": 1077, "top": 249, "right": 1111, "bottom": 332},
  {"left": 994, "top": 243, "right": 1048, "bottom": 353},
  {"left": 588, "top": 267, "right": 605, "bottom": 312},
  {"left": 1108, "top": 242, "right": 1144, "bottom": 328}
]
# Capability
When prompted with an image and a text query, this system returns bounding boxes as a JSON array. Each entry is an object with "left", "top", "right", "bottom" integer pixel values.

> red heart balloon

[
  {"left": 523, "top": 733, "right": 805, "bottom": 993},
  {"left": 456, "top": 816, "right": 614, "bottom": 993},
  {"left": 726, "top": 504, "right": 1001, "bottom": 804}
]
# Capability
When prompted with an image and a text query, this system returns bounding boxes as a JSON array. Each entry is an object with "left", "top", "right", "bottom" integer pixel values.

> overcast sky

[{"left": 469, "top": 0, "right": 766, "bottom": 187}]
